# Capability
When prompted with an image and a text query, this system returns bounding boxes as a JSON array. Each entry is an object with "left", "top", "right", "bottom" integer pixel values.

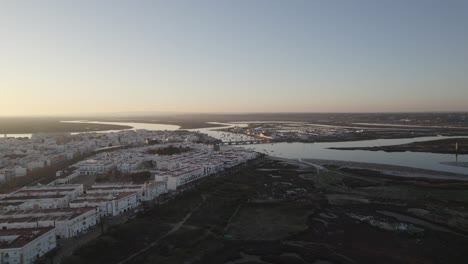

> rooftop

[{"left": 0, "top": 227, "right": 54, "bottom": 249}]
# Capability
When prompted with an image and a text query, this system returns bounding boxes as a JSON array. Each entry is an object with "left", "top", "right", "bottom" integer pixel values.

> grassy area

[
  {"left": 95, "top": 171, "right": 152, "bottom": 183},
  {"left": 146, "top": 145, "right": 192, "bottom": 156},
  {"left": 64, "top": 219, "right": 172, "bottom": 264},
  {"left": 226, "top": 203, "right": 313, "bottom": 240},
  {"left": 357, "top": 185, "right": 468, "bottom": 203},
  {"left": 58, "top": 157, "right": 468, "bottom": 264},
  {"left": 61, "top": 158, "right": 319, "bottom": 264}
]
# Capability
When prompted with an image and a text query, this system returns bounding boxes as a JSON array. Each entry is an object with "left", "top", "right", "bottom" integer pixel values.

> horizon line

[{"left": 1, "top": 110, "right": 468, "bottom": 118}]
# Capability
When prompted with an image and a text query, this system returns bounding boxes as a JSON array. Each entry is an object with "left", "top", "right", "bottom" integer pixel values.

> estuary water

[
  {"left": 240, "top": 139, "right": 468, "bottom": 175},
  {"left": 3, "top": 120, "right": 468, "bottom": 175}
]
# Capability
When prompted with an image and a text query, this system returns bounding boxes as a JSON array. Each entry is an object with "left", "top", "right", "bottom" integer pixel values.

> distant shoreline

[
  {"left": 328, "top": 138, "right": 468, "bottom": 154},
  {"left": 302, "top": 158, "right": 468, "bottom": 180},
  {"left": 0, "top": 120, "right": 132, "bottom": 134},
  {"left": 0, "top": 118, "right": 227, "bottom": 134},
  {"left": 87, "top": 119, "right": 226, "bottom": 130}
]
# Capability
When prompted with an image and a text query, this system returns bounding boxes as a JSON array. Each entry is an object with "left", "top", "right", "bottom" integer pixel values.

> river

[{"left": 239, "top": 138, "right": 468, "bottom": 175}]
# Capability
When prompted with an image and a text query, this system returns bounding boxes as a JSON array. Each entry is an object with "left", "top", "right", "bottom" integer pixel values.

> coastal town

[
  {"left": 2, "top": 0, "right": 468, "bottom": 262},
  {"left": 0, "top": 130, "right": 258, "bottom": 263},
  {"left": 219, "top": 120, "right": 468, "bottom": 143}
]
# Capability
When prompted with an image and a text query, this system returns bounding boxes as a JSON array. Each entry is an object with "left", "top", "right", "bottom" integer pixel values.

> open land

[
  {"left": 0, "top": 117, "right": 131, "bottom": 134},
  {"left": 3, "top": 113, "right": 468, "bottom": 139},
  {"left": 93, "top": 112, "right": 468, "bottom": 128},
  {"left": 329, "top": 138, "right": 468, "bottom": 154},
  {"left": 88, "top": 118, "right": 225, "bottom": 130},
  {"left": 59, "top": 156, "right": 468, "bottom": 264},
  {"left": 303, "top": 158, "right": 468, "bottom": 180}
]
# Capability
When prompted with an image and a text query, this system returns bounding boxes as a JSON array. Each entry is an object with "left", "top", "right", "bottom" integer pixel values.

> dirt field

[
  {"left": 226, "top": 203, "right": 313, "bottom": 240},
  {"left": 58, "top": 157, "right": 468, "bottom": 264}
]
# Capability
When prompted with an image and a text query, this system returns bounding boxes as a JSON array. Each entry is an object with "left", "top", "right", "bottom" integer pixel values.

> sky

[{"left": 1, "top": 0, "right": 468, "bottom": 116}]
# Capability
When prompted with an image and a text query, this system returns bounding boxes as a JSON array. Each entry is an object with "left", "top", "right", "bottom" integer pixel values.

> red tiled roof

[{"left": 0, "top": 227, "right": 55, "bottom": 249}]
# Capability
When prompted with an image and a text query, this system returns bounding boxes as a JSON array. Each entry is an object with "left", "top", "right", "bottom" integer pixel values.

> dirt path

[
  {"left": 54, "top": 212, "right": 133, "bottom": 263},
  {"left": 117, "top": 195, "right": 207, "bottom": 264}
]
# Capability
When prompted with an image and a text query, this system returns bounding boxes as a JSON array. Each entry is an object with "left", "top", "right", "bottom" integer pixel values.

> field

[
  {"left": 226, "top": 203, "right": 313, "bottom": 240},
  {"left": 57, "top": 157, "right": 468, "bottom": 264},
  {"left": 0, "top": 117, "right": 131, "bottom": 134},
  {"left": 330, "top": 137, "right": 468, "bottom": 154},
  {"left": 4, "top": 112, "right": 468, "bottom": 134}
]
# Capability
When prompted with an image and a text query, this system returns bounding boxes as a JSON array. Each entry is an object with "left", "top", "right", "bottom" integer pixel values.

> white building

[
  {"left": 26, "top": 160, "right": 47, "bottom": 170},
  {"left": 155, "top": 166, "right": 205, "bottom": 191},
  {"left": 13, "top": 167, "right": 27, "bottom": 177},
  {"left": 77, "top": 159, "right": 116, "bottom": 175},
  {"left": 153, "top": 147, "right": 258, "bottom": 191},
  {"left": 116, "top": 160, "right": 142, "bottom": 173},
  {"left": 0, "top": 184, "right": 84, "bottom": 210},
  {"left": 7, "top": 184, "right": 84, "bottom": 201},
  {"left": 0, "top": 227, "right": 56, "bottom": 264},
  {"left": 87, "top": 182, "right": 166, "bottom": 202},
  {"left": 145, "top": 182, "right": 167, "bottom": 200},
  {"left": 0, "top": 207, "right": 98, "bottom": 239},
  {"left": 70, "top": 192, "right": 138, "bottom": 217},
  {"left": 52, "top": 171, "right": 81, "bottom": 185}
]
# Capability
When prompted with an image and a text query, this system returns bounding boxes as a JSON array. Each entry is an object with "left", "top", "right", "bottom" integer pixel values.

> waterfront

[
  {"left": 240, "top": 136, "right": 468, "bottom": 175},
  {"left": 4, "top": 120, "right": 468, "bottom": 175}
]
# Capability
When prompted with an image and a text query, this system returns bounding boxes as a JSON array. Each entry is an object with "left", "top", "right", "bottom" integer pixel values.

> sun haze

[{"left": 1, "top": 0, "right": 468, "bottom": 116}]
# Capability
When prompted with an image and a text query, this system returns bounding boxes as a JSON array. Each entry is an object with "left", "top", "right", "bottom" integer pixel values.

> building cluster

[
  {"left": 222, "top": 123, "right": 361, "bottom": 142},
  {"left": 0, "top": 181, "right": 163, "bottom": 263},
  {"left": 69, "top": 182, "right": 166, "bottom": 217},
  {"left": 0, "top": 184, "right": 91, "bottom": 263},
  {"left": 152, "top": 147, "right": 257, "bottom": 190},
  {"left": 67, "top": 143, "right": 257, "bottom": 191},
  {"left": 0, "top": 130, "right": 214, "bottom": 183},
  {"left": 0, "top": 131, "right": 258, "bottom": 263}
]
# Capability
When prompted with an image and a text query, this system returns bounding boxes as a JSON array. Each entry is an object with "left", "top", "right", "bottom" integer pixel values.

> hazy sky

[{"left": 1, "top": 0, "right": 468, "bottom": 116}]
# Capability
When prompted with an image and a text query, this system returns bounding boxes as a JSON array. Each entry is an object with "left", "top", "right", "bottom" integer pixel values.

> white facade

[
  {"left": 0, "top": 227, "right": 56, "bottom": 264},
  {"left": 116, "top": 160, "right": 142, "bottom": 173},
  {"left": 145, "top": 182, "right": 167, "bottom": 200},
  {"left": 8, "top": 184, "right": 84, "bottom": 201},
  {"left": 70, "top": 192, "right": 139, "bottom": 217},
  {"left": 52, "top": 171, "right": 81, "bottom": 185},
  {"left": 87, "top": 182, "right": 167, "bottom": 202},
  {"left": 77, "top": 159, "right": 116, "bottom": 175},
  {"left": 0, "top": 185, "right": 84, "bottom": 210},
  {"left": 153, "top": 148, "right": 258, "bottom": 191},
  {"left": 0, "top": 195, "right": 70, "bottom": 210},
  {"left": 13, "top": 167, "right": 27, "bottom": 177},
  {"left": 0, "top": 207, "right": 98, "bottom": 239},
  {"left": 155, "top": 166, "right": 205, "bottom": 191}
]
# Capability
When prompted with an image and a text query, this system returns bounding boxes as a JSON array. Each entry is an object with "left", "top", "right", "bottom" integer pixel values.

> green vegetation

[
  {"left": 226, "top": 203, "right": 313, "bottom": 240},
  {"left": 0, "top": 152, "right": 92, "bottom": 193},
  {"left": 146, "top": 145, "right": 192, "bottom": 156},
  {"left": 95, "top": 171, "right": 152, "bottom": 183},
  {"left": 62, "top": 158, "right": 317, "bottom": 264},
  {"left": 59, "top": 157, "right": 468, "bottom": 264}
]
